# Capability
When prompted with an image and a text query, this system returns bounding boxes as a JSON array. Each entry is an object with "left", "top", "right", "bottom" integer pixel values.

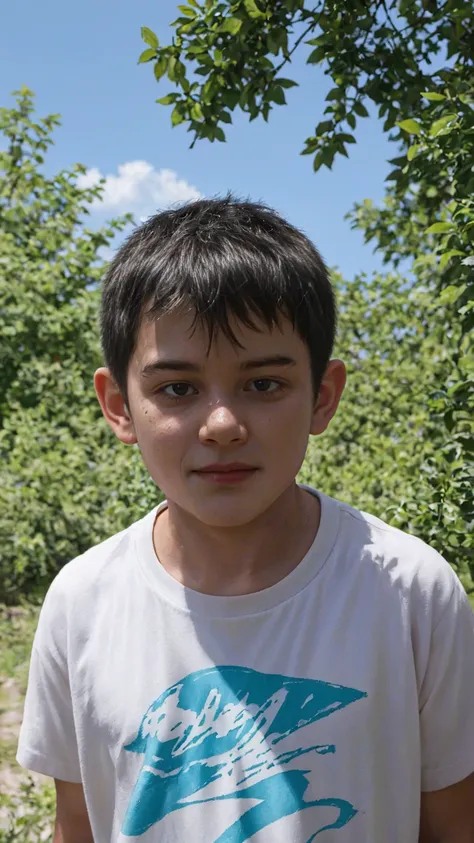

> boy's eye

[
  {"left": 248, "top": 379, "right": 281, "bottom": 393},
  {"left": 159, "top": 379, "right": 283, "bottom": 399},
  {"left": 161, "top": 383, "right": 196, "bottom": 398}
]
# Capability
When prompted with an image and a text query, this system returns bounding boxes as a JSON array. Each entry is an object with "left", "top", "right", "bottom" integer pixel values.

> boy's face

[{"left": 95, "top": 309, "right": 345, "bottom": 528}]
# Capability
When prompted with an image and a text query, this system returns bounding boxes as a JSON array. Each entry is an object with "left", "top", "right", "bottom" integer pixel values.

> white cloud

[{"left": 77, "top": 160, "right": 201, "bottom": 217}]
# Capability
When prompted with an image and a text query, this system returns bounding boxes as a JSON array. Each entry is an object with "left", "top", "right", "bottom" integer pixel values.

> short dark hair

[{"left": 101, "top": 195, "right": 336, "bottom": 400}]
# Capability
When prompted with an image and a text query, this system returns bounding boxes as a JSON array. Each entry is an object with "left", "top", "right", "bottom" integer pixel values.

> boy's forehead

[{"left": 132, "top": 308, "right": 304, "bottom": 369}]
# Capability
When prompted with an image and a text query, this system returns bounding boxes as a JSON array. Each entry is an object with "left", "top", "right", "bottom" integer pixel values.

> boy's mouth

[{"left": 193, "top": 463, "right": 258, "bottom": 484}]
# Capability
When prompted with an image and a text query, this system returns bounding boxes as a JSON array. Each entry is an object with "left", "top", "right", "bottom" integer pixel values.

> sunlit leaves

[
  {"left": 407, "top": 143, "right": 421, "bottom": 161},
  {"left": 138, "top": 48, "right": 157, "bottom": 64},
  {"left": 422, "top": 91, "right": 446, "bottom": 102},
  {"left": 140, "top": 26, "right": 159, "bottom": 48},
  {"left": 222, "top": 16, "right": 243, "bottom": 34},
  {"left": 429, "top": 114, "right": 457, "bottom": 136},
  {"left": 0, "top": 91, "right": 159, "bottom": 600},
  {"left": 397, "top": 118, "right": 422, "bottom": 136},
  {"left": 243, "top": 0, "right": 264, "bottom": 18},
  {"left": 426, "top": 221, "right": 455, "bottom": 234}
]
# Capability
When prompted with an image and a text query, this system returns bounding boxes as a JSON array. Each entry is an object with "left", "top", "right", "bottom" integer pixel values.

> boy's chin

[{"left": 183, "top": 495, "right": 279, "bottom": 529}]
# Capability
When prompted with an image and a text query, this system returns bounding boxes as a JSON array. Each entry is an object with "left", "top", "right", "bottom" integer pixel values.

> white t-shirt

[{"left": 17, "top": 487, "right": 474, "bottom": 843}]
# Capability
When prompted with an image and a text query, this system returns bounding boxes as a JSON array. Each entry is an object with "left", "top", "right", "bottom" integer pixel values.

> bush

[{"left": 0, "top": 778, "right": 54, "bottom": 843}]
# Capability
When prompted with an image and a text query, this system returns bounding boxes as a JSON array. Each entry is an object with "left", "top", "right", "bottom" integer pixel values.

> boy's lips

[
  {"left": 196, "top": 462, "right": 257, "bottom": 473},
  {"left": 193, "top": 463, "right": 259, "bottom": 484}
]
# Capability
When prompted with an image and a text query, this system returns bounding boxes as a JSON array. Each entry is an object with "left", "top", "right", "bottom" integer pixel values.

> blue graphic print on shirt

[{"left": 121, "top": 666, "right": 367, "bottom": 840}]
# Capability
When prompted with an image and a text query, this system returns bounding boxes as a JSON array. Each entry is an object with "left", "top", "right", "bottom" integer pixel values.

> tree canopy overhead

[{"left": 139, "top": 0, "right": 472, "bottom": 166}]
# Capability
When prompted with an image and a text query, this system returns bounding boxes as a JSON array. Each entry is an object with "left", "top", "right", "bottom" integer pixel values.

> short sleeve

[
  {"left": 16, "top": 575, "right": 82, "bottom": 783},
  {"left": 420, "top": 575, "right": 474, "bottom": 791}
]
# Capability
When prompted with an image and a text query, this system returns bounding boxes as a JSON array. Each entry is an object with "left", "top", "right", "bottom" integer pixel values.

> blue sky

[{"left": 0, "top": 0, "right": 397, "bottom": 278}]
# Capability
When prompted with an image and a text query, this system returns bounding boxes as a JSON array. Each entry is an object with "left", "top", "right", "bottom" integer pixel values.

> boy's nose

[{"left": 199, "top": 404, "right": 248, "bottom": 445}]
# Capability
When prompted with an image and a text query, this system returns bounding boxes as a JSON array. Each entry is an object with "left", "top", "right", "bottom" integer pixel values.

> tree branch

[{"left": 273, "top": 6, "right": 321, "bottom": 74}]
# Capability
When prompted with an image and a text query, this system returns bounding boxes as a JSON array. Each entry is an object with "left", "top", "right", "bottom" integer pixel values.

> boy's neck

[{"left": 152, "top": 484, "right": 320, "bottom": 597}]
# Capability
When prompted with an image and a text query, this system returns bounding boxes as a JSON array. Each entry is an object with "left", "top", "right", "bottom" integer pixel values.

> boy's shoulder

[
  {"left": 48, "top": 505, "right": 158, "bottom": 604},
  {"left": 327, "top": 490, "right": 461, "bottom": 619}
]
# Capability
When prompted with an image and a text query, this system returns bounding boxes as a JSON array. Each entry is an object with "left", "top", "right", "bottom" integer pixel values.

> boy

[{"left": 17, "top": 197, "right": 474, "bottom": 842}]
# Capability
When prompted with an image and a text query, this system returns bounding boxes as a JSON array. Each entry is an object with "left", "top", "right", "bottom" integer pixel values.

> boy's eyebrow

[
  {"left": 140, "top": 355, "right": 297, "bottom": 377},
  {"left": 240, "top": 355, "right": 297, "bottom": 371}
]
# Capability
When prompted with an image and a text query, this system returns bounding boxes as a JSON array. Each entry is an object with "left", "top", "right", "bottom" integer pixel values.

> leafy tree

[
  {"left": 138, "top": 0, "right": 472, "bottom": 160},
  {"left": 348, "top": 84, "right": 473, "bottom": 592},
  {"left": 140, "top": 0, "right": 474, "bottom": 594},
  {"left": 0, "top": 89, "right": 160, "bottom": 602}
]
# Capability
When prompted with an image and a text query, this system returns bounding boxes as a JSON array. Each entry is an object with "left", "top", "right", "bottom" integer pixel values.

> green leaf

[
  {"left": 307, "top": 47, "right": 325, "bottom": 64},
  {"left": 141, "top": 27, "right": 159, "bottom": 48},
  {"left": 388, "top": 156, "right": 407, "bottom": 167},
  {"left": 178, "top": 5, "right": 197, "bottom": 16},
  {"left": 326, "top": 87, "right": 342, "bottom": 102},
  {"left": 168, "top": 56, "right": 177, "bottom": 81},
  {"left": 156, "top": 94, "right": 178, "bottom": 105},
  {"left": 407, "top": 143, "right": 422, "bottom": 161},
  {"left": 313, "top": 147, "right": 335, "bottom": 171},
  {"left": 354, "top": 101, "right": 368, "bottom": 118},
  {"left": 397, "top": 119, "right": 422, "bottom": 137},
  {"left": 275, "top": 78, "right": 298, "bottom": 89},
  {"left": 267, "top": 34, "right": 279, "bottom": 54},
  {"left": 426, "top": 222, "right": 455, "bottom": 234},
  {"left": 385, "top": 168, "right": 402, "bottom": 181},
  {"left": 190, "top": 102, "right": 203, "bottom": 120},
  {"left": 439, "top": 284, "right": 466, "bottom": 305},
  {"left": 429, "top": 114, "right": 457, "bottom": 136},
  {"left": 138, "top": 48, "right": 157, "bottom": 64},
  {"left": 315, "top": 120, "right": 333, "bottom": 134},
  {"left": 154, "top": 56, "right": 168, "bottom": 81},
  {"left": 222, "top": 89, "right": 240, "bottom": 109},
  {"left": 214, "top": 126, "right": 226, "bottom": 142},
  {"left": 338, "top": 132, "right": 356, "bottom": 144},
  {"left": 301, "top": 137, "right": 318, "bottom": 155},
  {"left": 244, "top": 0, "right": 264, "bottom": 18},
  {"left": 439, "top": 253, "right": 465, "bottom": 271},
  {"left": 270, "top": 86, "right": 286, "bottom": 106},
  {"left": 174, "top": 59, "right": 186, "bottom": 81},
  {"left": 171, "top": 106, "right": 185, "bottom": 126},
  {"left": 239, "top": 87, "right": 249, "bottom": 109},
  {"left": 222, "top": 16, "right": 243, "bottom": 34},
  {"left": 421, "top": 92, "right": 446, "bottom": 102}
]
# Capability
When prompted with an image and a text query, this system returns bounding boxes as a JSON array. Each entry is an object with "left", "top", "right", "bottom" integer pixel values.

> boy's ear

[
  {"left": 94, "top": 368, "right": 137, "bottom": 445},
  {"left": 310, "top": 359, "right": 346, "bottom": 436}
]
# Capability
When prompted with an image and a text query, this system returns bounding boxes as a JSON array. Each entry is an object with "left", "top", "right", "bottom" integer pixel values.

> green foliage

[
  {"left": 143, "top": 1, "right": 474, "bottom": 590},
  {"left": 349, "top": 81, "right": 474, "bottom": 590},
  {"left": 0, "top": 90, "right": 162, "bottom": 601},
  {"left": 141, "top": 1, "right": 473, "bottom": 157},
  {"left": 0, "top": 604, "right": 39, "bottom": 691},
  {"left": 0, "top": 777, "right": 54, "bottom": 842}
]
